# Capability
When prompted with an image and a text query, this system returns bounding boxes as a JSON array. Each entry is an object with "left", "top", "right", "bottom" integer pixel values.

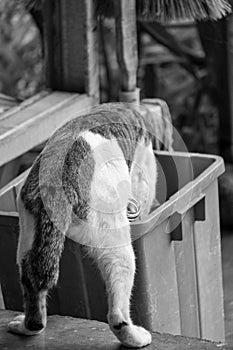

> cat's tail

[
  {"left": 13, "top": 201, "right": 67, "bottom": 335},
  {"left": 21, "top": 206, "right": 66, "bottom": 292}
]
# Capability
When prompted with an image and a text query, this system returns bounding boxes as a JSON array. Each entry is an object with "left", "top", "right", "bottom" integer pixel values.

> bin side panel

[
  {"left": 82, "top": 250, "right": 108, "bottom": 322},
  {"left": 174, "top": 210, "right": 200, "bottom": 338},
  {"left": 55, "top": 239, "right": 92, "bottom": 319},
  {"left": 0, "top": 215, "right": 23, "bottom": 311},
  {"left": 156, "top": 153, "right": 194, "bottom": 199},
  {"left": 57, "top": 238, "right": 108, "bottom": 322},
  {"left": 194, "top": 180, "right": 225, "bottom": 342},
  {"left": 132, "top": 221, "right": 181, "bottom": 335},
  {"left": 54, "top": 238, "right": 107, "bottom": 322}
]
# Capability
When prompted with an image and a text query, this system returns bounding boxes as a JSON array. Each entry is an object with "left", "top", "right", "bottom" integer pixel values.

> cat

[{"left": 7, "top": 102, "right": 170, "bottom": 348}]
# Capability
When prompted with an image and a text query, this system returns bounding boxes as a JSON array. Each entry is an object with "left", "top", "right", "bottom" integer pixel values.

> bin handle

[
  {"left": 170, "top": 193, "right": 206, "bottom": 241},
  {"left": 177, "top": 193, "right": 205, "bottom": 215}
]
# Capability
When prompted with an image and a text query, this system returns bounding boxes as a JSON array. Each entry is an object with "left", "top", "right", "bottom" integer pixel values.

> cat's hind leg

[
  {"left": 9, "top": 253, "right": 48, "bottom": 335},
  {"left": 89, "top": 224, "right": 151, "bottom": 348},
  {"left": 8, "top": 199, "right": 66, "bottom": 336}
]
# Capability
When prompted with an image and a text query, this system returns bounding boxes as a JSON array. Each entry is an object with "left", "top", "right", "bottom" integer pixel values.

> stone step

[{"left": 0, "top": 310, "right": 232, "bottom": 350}]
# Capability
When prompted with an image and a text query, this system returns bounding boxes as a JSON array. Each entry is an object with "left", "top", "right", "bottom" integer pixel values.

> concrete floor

[
  {"left": 1, "top": 310, "right": 233, "bottom": 350},
  {"left": 222, "top": 229, "right": 233, "bottom": 345}
]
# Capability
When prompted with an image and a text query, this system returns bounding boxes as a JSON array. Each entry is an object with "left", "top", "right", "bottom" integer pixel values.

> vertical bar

[
  {"left": 43, "top": 0, "right": 99, "bottom": 101},
  {"left": 174, "top": 210, "right": 200, "bottom": 338},
  {"left": 132, "top": 221, "right": 181, "bottom": 335},
  {"left": 114, "top": 0, "right": 139, "bottom": 103},
  {"left": 43, "top": 0, "right": 63, "bottom": 89},
  {"left": 194, "top": 181, "right": 225, "bottom": 342}
]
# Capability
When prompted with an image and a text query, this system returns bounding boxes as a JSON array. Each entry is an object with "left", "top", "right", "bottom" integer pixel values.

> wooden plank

[
  {"left": 0, "top": 90, "right": 49, "bottom": 122},
  {"left": 1, "top": 310, "right": 231, "bottom": 350},
  {"left": 0, "top": 91, "right": 77, "bottom": 129},
  {"left": 194, "top": 180, "right": 225, "bottom": 342},
  {"left": 0, "top": 92, "right": 95, "bottom": 167},
  {"left": 43, "top": 0, "right": 99, "bottom": 100},
  {"left": 0, "top": 125, "right": 11, "bottom": 134},
  {"left": 0, "top": 93, "right": 18, "bottom": 114}
]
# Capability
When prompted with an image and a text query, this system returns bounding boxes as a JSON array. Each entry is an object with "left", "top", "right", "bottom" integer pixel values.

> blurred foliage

[
  {"left": 138, "top": 22, "right": 219, "bottom": 154},
  {"left": 0, "top": 2, "right": 222, "bottom": 154},
  {"left": 0, "top": 0, "right": 44, "bottom": 100}
]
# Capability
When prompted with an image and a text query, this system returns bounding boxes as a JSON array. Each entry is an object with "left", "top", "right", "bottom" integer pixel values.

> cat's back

[{"left": 20, "top": 104, "right": 149, "bottom": 218}]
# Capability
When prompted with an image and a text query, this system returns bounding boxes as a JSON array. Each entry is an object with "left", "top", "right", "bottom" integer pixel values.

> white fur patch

[
  {"left": 81, "top": 131, "right": 131, "bottom": 214},
  {"left": 77, "top": 131, "right": 131, "bottom": 247},
  {"left": 130, "top": 140, "right": 157, "bottom": 217}
]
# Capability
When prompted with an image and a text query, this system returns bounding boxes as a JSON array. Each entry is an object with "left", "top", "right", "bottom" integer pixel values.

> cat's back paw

[
  {"left": 8, "top": 314, "right": 44, "bottom": 336},
  {"left": 114, "top": 323, "right": 152, "bottom": 348}
]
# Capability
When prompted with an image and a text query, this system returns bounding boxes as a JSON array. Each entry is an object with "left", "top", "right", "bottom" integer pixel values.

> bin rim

[
  {"left": 131, "top": 151, "right": 225, "bottom": 240},
  {"left": 0, "top": 151, "right": 225, "bottom": 243}
]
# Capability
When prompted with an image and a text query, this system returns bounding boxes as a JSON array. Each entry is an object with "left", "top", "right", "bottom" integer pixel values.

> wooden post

[
  {"left": 114, "top": 0, "right": 140, "bottom": 104},
  {"left": 43, "top": 0, "right": 99, "bottom": 101}
]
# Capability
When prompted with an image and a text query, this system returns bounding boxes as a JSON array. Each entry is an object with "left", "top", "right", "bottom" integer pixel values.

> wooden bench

[
  {"left": 0, "top": 90, "right": 96, "bottom": 187},
  {"left": 0, "top": 91, "right": 95, "bottom": 168},
  {"left": 0, "top": 0, "right": 99, "bottom": 188}
]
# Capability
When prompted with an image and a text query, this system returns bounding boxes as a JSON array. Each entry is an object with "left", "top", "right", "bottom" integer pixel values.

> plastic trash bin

[{"left": 0, "top": 151, "right": 225, "bottom": 342}]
